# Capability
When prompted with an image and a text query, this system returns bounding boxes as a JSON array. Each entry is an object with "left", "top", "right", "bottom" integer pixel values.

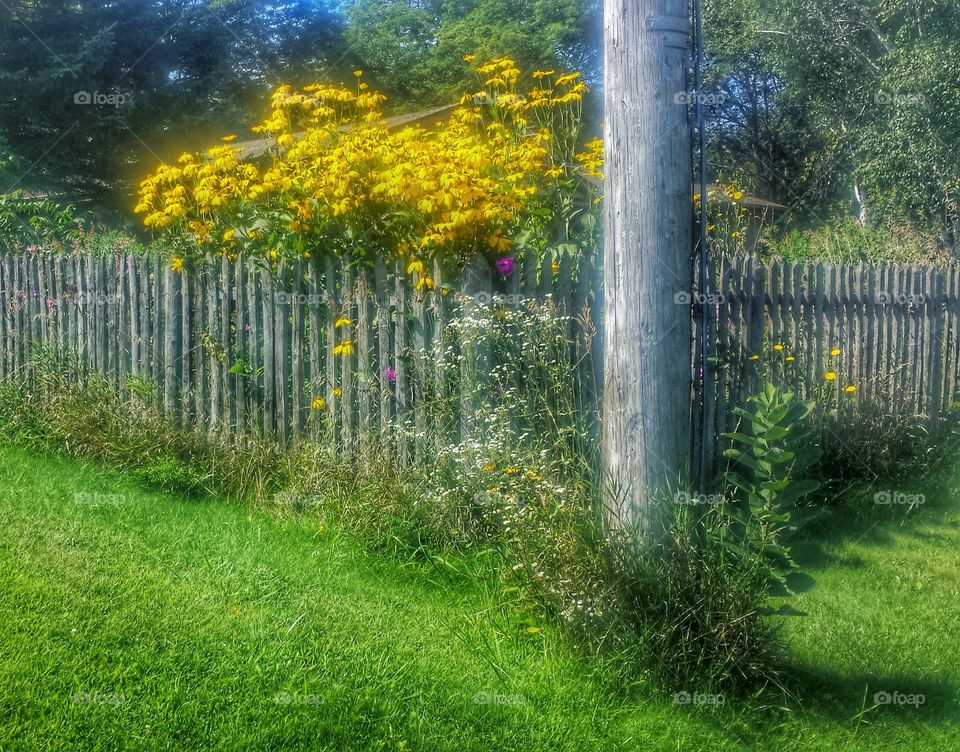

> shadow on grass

[
  {"left": 780, "top": 663, "right": 960, "bottom": 725},
  {"left": 789, "top": 465, "right": 960, "bottom": 572}
]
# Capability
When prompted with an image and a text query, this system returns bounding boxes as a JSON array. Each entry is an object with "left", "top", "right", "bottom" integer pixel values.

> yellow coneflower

[
  {"left": 844, "top": 385, "right": 856, "bottom": 393},
  {"left": 824, "top": 371, "right": 837, "bottom": 382},
  {"left": 332, "top": 340, "right": 354, "bottom": 357},
  {"left": 334, "top": 316, "right": 351, "bottom": 328},
  {"left": 311, "top": 397, "right": 326, "bottom": 410},
  {"left": 332, "top": 387, "right": 342, "bottom": 398},
  {"left": 830, "top": 348, "right": 842, "bottom": 357}
]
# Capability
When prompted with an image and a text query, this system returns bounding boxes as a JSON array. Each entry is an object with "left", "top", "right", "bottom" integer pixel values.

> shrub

[
  {"left": 0, "top": 191, "right": 83, "bottom": 251},
  {"left": 134, "top": 57, "right": 601, "bottom": 292},
  {"left": 769, "top": 218, "right": 945, "bottom": 266},
  {"left": 603, "top": 506, "right": 782, "bottom": 690},
  {"left": 722, "top": 382, "right": 820, "bottom": 596}
]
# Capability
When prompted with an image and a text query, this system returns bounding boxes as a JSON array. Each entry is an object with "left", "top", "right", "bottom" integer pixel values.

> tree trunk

[{"left": 603, "top": 0, "right": 693, "bottom": 537}]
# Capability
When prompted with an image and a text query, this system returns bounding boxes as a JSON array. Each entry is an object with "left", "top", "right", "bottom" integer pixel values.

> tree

[
  {"left": 343, "top": 0, "right": 601, "bottom": 106},
  {"left": 0, "top": 1, "right": 346, "bottom": 214},
  {"left": 702, "top": 0, "right": 960, "bottom": 240},
  {"left": 603, "top": 0, "right": 692, "bottom": 535}
]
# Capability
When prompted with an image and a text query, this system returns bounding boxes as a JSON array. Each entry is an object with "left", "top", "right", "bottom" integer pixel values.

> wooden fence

[
  {"left": 695, "top": 255, "right": 960, "bottom": 455},
  {"left": 0, "top": 249, "right": 957, "bottom": 464},
  {"left": 0, "top": 249, "right": 601, "bottom": 461}
]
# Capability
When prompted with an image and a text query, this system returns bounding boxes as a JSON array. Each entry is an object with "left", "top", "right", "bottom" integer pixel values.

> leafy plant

[{"left": 722, "top": 382, "right": 821, "bottom": 597}]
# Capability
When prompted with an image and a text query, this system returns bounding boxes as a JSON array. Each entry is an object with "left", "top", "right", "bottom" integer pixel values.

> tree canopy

[{"left": 703, "top": 0, "right": 960, "bottom": 241}]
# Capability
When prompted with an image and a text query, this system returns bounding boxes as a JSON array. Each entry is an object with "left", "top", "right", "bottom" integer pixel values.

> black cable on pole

[{"left": 693, "top": 0, "right": 710, "bottom": 489}]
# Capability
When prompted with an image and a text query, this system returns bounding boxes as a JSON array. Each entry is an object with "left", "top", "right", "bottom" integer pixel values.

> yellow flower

[
  {"left": 844, "top": 385, "right": 856, "bottom": 393},
  {"left": 333, "top": 340, "right": 355, "bottom": 356},
  {"left": 170, "top": 256, "right": 184, "bottom": 273},
  {"left": 487, "top": 235, "right": 512, "bottom": 252},
  {"left": 463, "top": 54, "right": 476, "bottom": 62},
  {"left": 785, "top": 355, "right": 796, "bottom": 362},
  {"left": 332, "top": 387, "right": 342, "bottom": 398},
  {"left": 824, "top": 371, "right": 837, "bottom": 382},
  {"left": 551, "top": 261, "right": 560, "bottom": 275},
  {"left": 311, "top": 396, "right": 326, "bottom": 410},
  {"left": 773, "top": 343, "right": 784, "bottom": 351},
  {"left": 334, "top": 316, "right": 351, "bottom": 328},
  {"left": 482, "top": 462, "right": 496, "bottom": 472},
  {"left": 504, "top": 466, "right": 520, "bottom": 475},
  {"left": 830, "top": 348, "right": 842, "bottom": 357},
  {"left": 221, "top": 134, "right": 237, "bottom": 142},
  {"left": 353, "top": 69, "right": 363, "bottom": 77},
  {"left": 749, "top": 354, "right": 760, "bottom": 361}
]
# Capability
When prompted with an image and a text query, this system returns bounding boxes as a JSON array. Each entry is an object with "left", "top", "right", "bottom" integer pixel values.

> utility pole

[{"left": 602, "top": 0, "right": 693, "bottom": 536}]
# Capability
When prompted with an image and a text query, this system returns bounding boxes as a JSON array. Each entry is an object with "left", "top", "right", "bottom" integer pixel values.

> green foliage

[
  {"left": 722, "top": 382, "right": 821, "bottom": 596},
  {"left": 769, "top": 218, "right": 945, "bottom": 266},
  {"left": 0, "top": 191, "right": 83, "bottom": 250},
  {"left": 344, "top": 0, "right": 601, "bottom": 105},
  {"left": 703, "top": 0, "right": 960, "bottom": 240},
  {"left": 0, "top": 1, "right": 346, "bottom": 211},
  {"left": 0, "top": 347, "right": 286, "bottom": 502},
  {"left": 605, "top": 506, "right": 782, "bottom": 690},
  {"left": 131, "top": 456, "right": 206, "bottom": 498}
]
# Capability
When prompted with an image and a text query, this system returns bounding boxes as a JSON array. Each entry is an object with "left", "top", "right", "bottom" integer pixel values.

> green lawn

[{"left": 0, "top": 444, "right": 957, "bottom": 751}]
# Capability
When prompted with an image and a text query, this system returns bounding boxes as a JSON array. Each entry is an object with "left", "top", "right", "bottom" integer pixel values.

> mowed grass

[{"left": 0, "top": 444, "right": 957, "bottom": 751}]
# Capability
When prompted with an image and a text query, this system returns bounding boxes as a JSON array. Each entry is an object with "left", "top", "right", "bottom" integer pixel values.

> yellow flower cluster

[{"left": 135, "top": 58, "right": 601, "bottom": 284}]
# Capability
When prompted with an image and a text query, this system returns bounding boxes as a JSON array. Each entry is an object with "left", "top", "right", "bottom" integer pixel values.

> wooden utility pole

[{"left": 603, "top": 0, "right": 693, "bottom": 536}]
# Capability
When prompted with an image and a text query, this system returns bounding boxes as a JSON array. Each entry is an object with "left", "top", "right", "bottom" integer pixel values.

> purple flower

[
  {"left": 494, "top": 256, "right": 516, "bottom": 276},
  {"left": 385, "top": 366, "right": 397, "bottom": 382},
  {"left": 243, "top": 323, "right": 252, "bottom": 332}
]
